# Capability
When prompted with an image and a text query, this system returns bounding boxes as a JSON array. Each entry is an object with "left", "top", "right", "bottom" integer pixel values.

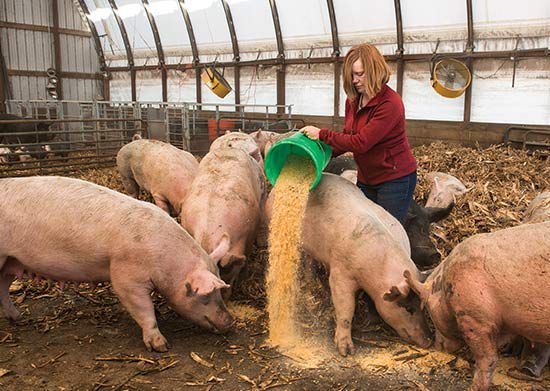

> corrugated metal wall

[{"left": 0, "top": 0, "right": 103, "bottom": 102}]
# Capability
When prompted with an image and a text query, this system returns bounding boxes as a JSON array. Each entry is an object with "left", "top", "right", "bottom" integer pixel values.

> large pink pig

[
  {"left": 116, "top": 139, "right": 199, "bottom": 216},
  {"left": 393, "top": 222, "right": 550, "bottom": 391},
  {"left": 181, "top": 148, "right": 266, "bottom": 297},
  {"left": 210, "top": 131, "right": 263, "bottom": 165},
  {"left": 0, "top": 176, "right": 233, "bottom": 352},
  {"left": 519, "top": 191, "right": 550, "bottom": 377},
  {"left": 265, "top": 173, "right": 432, "bottom": 356}
]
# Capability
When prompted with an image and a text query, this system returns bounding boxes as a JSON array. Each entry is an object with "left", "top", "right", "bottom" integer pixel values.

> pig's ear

[
  {"left": 383, "top": 280, "right": 409, "bottom": 302},
  {"left": 209, "top": 233, "right": 230, "bottom": 264},
  {"left": 187, "top": 269, "right": 230, "bottom": 296},
  {"left": 224, "top": 130, "right": 231, "bottom": 135}
]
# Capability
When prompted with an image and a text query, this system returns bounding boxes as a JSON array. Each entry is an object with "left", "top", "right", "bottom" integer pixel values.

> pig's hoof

[
  {"left": 336, "top": 338, "right": 355, "bottom": 357},
  {"left": 144, "top": 331, "right": 170, "bottom": 352}
]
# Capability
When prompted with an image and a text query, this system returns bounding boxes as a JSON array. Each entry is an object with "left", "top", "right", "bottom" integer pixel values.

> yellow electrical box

[{"left": 201, "top": 66, "right": 232, "bottom": 98}]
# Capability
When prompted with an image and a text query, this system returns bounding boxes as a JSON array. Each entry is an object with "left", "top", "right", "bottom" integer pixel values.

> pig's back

[
  {"left": 0, "top": 176, "right": 181, "bottom": 279},
  {"left": 118, "top": 140, "right": 198, "bottom": 191},
  {"left": 443, "top": 222, "right": 550, "bottom": 336},
  {"left": 308, "top": 174, "right": 410, "bottom": 255}
]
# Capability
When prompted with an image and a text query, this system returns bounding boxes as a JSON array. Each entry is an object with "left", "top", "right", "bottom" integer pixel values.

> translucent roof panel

[
  {"left": 474, "top": 0, "right": 550, "bottom": 32},
  {"left": 167, "top": 69, "right": 196, "bottom": 102},
  {"left": 136, "top": 70, "right": 163, "bottom": 101},
  {"left": 402, "top": 62, "right": 464, "bottom": 121},
  {"left": 110, "top": 71, "right": 133, "bottom": 101},
  {"left": 473, "top": 0, "right": 550, "bottom": 51},
  {"left": 401, "top": 0, "right": 467, "bottom": 54},
  {"left": 184, "top": 0, "right": 233, "bottom": 57},
  {"left": 240, "top": 66, "right": 277, "bottom": 113},
  {"left": 226, "top": 0, "right": 277, "bottom": 54},
  {"left": 471, "top": 58, "right": 550, "bottom": 125},
  {"left": 275, "top": 0, "right": 332, "bottom": 53},
  {"left": 333, "top": 0, "right": 396, "bottom": 52},
  {"left": 147, "top": 0, "right": 191, "bottom": 55},
  {"left": 113, "top": 0, "right": 158, "bottom": 63},
  {"left": 84, "top": 0, "right": 127, "bottom": 61},
  {"left": 286, "top": 64, "right": 334, "bottom": 116}
]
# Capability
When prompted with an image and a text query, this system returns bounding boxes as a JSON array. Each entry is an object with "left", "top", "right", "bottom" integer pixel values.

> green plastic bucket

[{"left": 264, "top": 132, "right": 332, "bottom": 190}]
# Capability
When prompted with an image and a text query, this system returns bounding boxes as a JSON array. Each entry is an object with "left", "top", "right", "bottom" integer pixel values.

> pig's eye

[{"left": 199, "top": 295, "right": 211, "bottom": 305}]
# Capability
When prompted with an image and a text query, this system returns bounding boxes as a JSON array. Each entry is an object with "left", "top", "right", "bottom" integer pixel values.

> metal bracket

[
  {"left": 307, "top": 46, "right": 315, "bottom": 69},
  {"left": 511, "top": 35, "right": 521, "bottom": 88},
  {"left": 429, "top": 39, "right": 441, "bottom": 80}
]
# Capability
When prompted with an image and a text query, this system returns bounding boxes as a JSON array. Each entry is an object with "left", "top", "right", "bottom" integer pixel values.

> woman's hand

[{"left": 300, "top": 126, "right": 321, "bottom": 140}]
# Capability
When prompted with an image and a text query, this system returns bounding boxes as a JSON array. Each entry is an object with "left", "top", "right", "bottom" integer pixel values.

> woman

[{"left": 301, "top": 43, "right": 417, "bottom": 225}]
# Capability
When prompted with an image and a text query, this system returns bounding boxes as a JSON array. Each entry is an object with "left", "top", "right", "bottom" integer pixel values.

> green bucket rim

[{"left": 264, "top": 132, "right": 332, "bottom": 190}]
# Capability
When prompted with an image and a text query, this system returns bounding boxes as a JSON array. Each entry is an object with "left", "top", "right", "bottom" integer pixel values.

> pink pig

[
  {"left": 117, "top": 139, "right": 199, "bottom": 216},
  {"left": 0, "top": 176, "right": 233, "bottom": 352},
  {"left": 181, "top": 148, "right": 266, "bottom": 298},
  {"left": 265, "top": 173, "right": 432, "bottom": 356},
  {"left": 393, "top": 222, "right": 550, "bottom": 391}
]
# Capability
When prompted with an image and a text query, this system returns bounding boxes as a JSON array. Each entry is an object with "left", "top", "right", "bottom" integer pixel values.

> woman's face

[{"left": 351, "top": 59, "right": 366, "bottom": 95}]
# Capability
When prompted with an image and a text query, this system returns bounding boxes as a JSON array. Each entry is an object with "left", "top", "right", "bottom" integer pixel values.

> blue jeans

[{"left": 356, "top": 171, "right": 417, "bottom": 225}]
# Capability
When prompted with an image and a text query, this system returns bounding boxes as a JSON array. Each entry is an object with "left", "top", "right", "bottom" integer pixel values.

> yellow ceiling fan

[{"left": 431, "top": 58, "right": 472, "bottom": 98}]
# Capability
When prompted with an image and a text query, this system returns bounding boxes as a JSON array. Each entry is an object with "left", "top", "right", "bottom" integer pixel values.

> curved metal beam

[
  {"left": 466, "top": 0, "right": 474, "bottom": 52},
  {"left": 393, "top": 0, "right": 404, "bottom": 55},
  {"left": 268, "top": 0, "right": 284, "bottom": 60},
  {"left": 220, "top": 0, "right": 239, "bottom": 62},
  {"left": 141, "top": 0, "right": 165, "bottom": 65},
  {"left": 326, "top": 0, "right": 340, "bottom": 57},
  {"left": 76, "top": 0, "right": 108, "bottom": 72},
  {"left": 107, "top": 0, "right": 134, "bottom": 68},
  {"left": 393, "top": 0, "right": 404, "bottom": 96},
  {"left": 177, "top": 0, "right": 199, "bottom": 65},
  {"left": 177, "top": 0, "right": 200, "bottom": 102},
  {"left": 141, "top": 0, "right": 167, "bottom": 101},
  {"left": 464, "top": 0, "right": 475, "bottom": 122},
  {"left": 107, "top": 0, "right": 135, "bottom": 100}
]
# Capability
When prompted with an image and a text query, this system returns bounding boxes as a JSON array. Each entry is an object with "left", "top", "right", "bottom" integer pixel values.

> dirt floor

[
  {"left": 0, "top": 279, "right": 548, "bottom": 391},
  {"left": 1, "top": 143, "right": 549, "bottom": 390}
]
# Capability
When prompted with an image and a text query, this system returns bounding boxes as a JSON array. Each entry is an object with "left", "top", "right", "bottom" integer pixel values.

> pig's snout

[{"left": 205, "top": 314, "right": 234, "bottom": 334}]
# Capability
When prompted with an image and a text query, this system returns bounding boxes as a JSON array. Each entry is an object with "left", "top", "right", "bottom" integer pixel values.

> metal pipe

[
  {"left": 107, "top": 0, "right": 135, "bottom": 99},
  {"left": 268, "top": 0, "right": 284, "bottom": 60},
  {"left": 106, "top": 47, "right": 549, "bottom": 72},
  {"left": 177, "top": 0, "right": 199, "bottom": 65},
  {"left": 326, "top": 0, "right": 340, "bottom": 57},
  {"left": 141, "top": 0, "right": 167, "bottom": 101},
  {"left": 220, "top": 0, "right": 240, "bottom": 62}
]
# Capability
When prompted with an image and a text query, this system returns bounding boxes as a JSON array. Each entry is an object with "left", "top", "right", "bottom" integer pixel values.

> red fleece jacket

[{"left": 319, "top": 84, "right": 417, "bottom": 185}]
